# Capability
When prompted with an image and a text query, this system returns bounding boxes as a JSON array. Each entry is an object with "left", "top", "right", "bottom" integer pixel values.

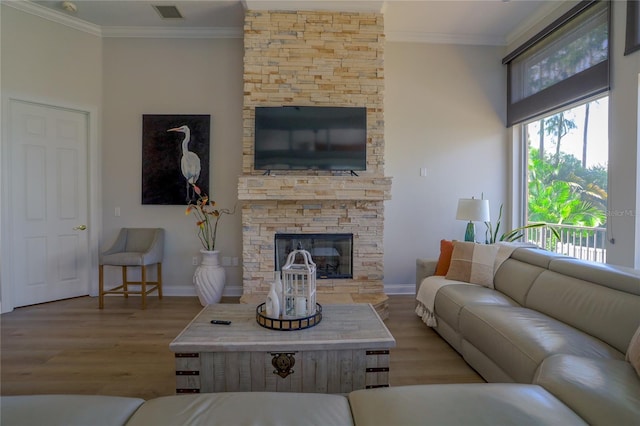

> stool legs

[
  {"left": 122, "top": 266, "right": 129, "bottom": 298},
  {"left": 141, "top": 265, "right": 147, "bottom": 310},
  {"left": 99, "top": 265, "right": 105, "bottom": 309},
  {"left": 157, "top": 263, "right": 163, "bottom": 299},
  {"left": 98, "top": 263, "right": 162, "bottom": 309}
]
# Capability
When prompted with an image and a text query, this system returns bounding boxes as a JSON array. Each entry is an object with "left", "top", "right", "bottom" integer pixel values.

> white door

[{"left": 9, "top": 100, "right": 90, "bottom": 307}]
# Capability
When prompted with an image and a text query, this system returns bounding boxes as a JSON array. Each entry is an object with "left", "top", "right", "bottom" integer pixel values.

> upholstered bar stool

[{"left": 99, "top": 228, "right": 164, "bottom": 309}]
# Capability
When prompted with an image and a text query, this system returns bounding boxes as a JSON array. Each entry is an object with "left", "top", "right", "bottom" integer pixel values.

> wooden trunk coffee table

[{"left": 170, "top": 303, "right": 396, "bottom": 394}]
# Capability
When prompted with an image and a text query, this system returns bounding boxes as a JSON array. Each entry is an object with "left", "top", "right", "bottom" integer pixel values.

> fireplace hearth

[{"left": 275, "top": 233, "right": 353, "bottom": 279}]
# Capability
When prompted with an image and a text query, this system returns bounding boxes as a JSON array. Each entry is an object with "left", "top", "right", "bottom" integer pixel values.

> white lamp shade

[{"left": 456, "top": 198, "right": 490, "bottom": 222}]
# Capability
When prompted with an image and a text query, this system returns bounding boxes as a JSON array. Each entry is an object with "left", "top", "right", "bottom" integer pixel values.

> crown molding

[
  {"left": 505, "top": 0, "right": 568, "bottom": 47},
  {"left": 241, "top": 0, "right": 384, "bottom": 13},
  {"left": 3, "top": 0, "right": 102, "bottom": 37},
  {"left": 4, "top": 0, "right": 242, "bottom": 39},
  {"left": 6, "top": 0, "right": 554, "bottom": 45},
  {"left": 386, "top": 31, "right": 506, "bottom": 47},
  {"left": 101, "top": 26, "right": 243, "bottom": 39}
]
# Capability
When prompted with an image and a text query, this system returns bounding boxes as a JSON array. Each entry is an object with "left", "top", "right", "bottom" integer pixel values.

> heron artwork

[{"left": 168, "top": 125, "right": 201, "bottom": 202}]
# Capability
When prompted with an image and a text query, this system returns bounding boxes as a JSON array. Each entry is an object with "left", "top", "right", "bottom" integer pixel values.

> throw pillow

[
  {"left": 434, "top": 239, "right": 454, "bottom": 276},
  {"left": 626, "top": 324, "right": 640, "bottom": 378},
  {"left": 445, "top": 241, "right": 499, "bottom": 288}
]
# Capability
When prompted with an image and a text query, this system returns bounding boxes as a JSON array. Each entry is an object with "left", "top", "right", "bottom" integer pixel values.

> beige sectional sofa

[
  {"left": 2, "top": 384, "right": 589, "bottom": 426},
  {"left": 416, "top": 246, "right": 640, "bottom": 425}
]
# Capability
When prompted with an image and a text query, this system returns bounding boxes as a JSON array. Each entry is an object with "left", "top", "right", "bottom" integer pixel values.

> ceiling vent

[{"left": 152, "top": 5, "right": 184, "bottom": 19}]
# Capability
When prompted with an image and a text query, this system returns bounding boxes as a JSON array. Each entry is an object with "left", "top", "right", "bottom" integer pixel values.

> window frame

[{"left": 625, "top": 0, "right": 640, "bottom": 55}]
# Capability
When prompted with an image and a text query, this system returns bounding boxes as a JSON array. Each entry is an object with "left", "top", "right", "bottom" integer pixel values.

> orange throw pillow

[{"left": 434, "top": 239, "right": 454, "bottom": 276}]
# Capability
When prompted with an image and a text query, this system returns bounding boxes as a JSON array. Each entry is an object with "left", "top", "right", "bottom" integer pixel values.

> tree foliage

[{"left": 528, "top": 148, "right": 606, "bottom": 227}]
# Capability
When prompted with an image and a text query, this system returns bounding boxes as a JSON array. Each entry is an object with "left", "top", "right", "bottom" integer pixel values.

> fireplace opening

[{"left": 275, "top": 233, "right": 353, "bottom": 279}]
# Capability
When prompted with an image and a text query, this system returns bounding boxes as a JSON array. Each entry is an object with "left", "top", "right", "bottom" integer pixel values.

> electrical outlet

[{"left": 192, "top": 256, "right": 198, "bottom": 266}]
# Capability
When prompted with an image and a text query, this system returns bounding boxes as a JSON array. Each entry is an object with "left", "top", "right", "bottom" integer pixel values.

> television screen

[{"left": 254, "top": 106, "right": 367, "bottom": 171}]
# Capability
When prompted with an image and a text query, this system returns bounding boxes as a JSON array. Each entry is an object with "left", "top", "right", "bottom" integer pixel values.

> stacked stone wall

[
  {"left": 242, "top": 10, "right": 385, "bottom": 175},
  {"left": 240, "top": 10, "right": 388, "bottom": 300}
]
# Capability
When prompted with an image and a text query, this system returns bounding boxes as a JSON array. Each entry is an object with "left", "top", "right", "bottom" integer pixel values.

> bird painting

[
  {"left": 141, "top": 114, "right": 209, "bottom": 205},
  {"left": 168, "top": 125, "right": 201, "bottom": 202}
]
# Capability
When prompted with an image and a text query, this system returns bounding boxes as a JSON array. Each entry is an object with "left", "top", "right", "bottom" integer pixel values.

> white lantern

[{"left": 281, "top": 249, "right": 316, "bottom": 318}]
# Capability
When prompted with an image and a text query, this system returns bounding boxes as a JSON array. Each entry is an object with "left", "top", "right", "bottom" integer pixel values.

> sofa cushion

[
  {"left": 525, "top": 269, "right": 640, "bottom": 354},
  {"left": 492, "top": 258, "right": 546, "bottom": 305},
  {"left": 461, "top": 338, "right": 515, "bottom": 383},
  {"left": 125, "top": 392, "right": 353, "bottom": 426},
  {"left": 435, "top": 284, "right": 518, "bottom": 331},
  {"left": 446, "top": 242, "right": 499, "bottom": 287},
  {"left": 0, "top": 394, "right": 144, "bottom": 426},
  {"left": 509, "top": 247, "right": 567, "bottom": 268},
  {"left": 460, "top": 305, "right": 624, "bottom": 383},
  {"left": 348, "top": 383, "right": 587, "bottom": 426},
  {"left": 549, "top": 257, "right": 640, "bottom": 296},
  {"left": 534, "top": 354, "right": 640, "bottom": 425}
]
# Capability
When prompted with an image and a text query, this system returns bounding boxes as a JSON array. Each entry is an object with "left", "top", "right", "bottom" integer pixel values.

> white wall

[
  {"left": 0, "top": 5, "right": 102, "bottom": 309},
  {"left": 383, "top": 42, "right": 508, "bottom": 290},
  {"left": 101, "top": 37, "right": 244, "bottom": 295},
  {"left": 0, "top": 7, "right": 102, "bottom": 105},
  {"left": 608, "top": 0, "right": 640, "bottom": 268}
]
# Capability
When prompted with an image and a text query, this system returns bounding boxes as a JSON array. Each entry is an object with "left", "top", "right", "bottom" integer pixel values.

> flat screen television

[{"left": 254, "top": 106, "right": 367, "bottom": 171}]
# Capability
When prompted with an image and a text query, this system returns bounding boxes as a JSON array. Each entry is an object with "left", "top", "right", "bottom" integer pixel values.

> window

[
  {"left": 504, "top": 1, "right": 611, "bottom": 263},
  {"left": 524, "top": 97, "right": 608, "bottom": 262}
]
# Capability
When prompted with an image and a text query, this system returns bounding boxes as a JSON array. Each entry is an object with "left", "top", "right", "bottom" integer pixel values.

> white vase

[
  {"left": 265, "top": 282, "right": 280, "bottom": 318},
  {"left": 274, "top": 271, "right": 283, "bottom": 309},
  {"left": 193, "top": 249, "right": 226, "bottom": 306}
]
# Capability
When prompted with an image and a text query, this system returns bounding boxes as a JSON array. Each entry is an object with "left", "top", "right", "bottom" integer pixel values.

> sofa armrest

[
  {"left": 416, "top": 258, "right": 438, "bottom": 297},
  {"left": 126, "top": 393, "right": 353, "bottom": 426},
  {"left": 0, "top": 395, "right": 144, "bottom": 426},
  {"left": 348, "top": 384, "right": 587, "bottom": 426},
  {"left": 533, "top": 354, "right": 640, "bottom": 425}
]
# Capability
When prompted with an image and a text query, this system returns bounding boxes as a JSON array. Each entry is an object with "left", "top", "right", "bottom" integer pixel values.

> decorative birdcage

[{"left": 281, "top": 249, "right": 317, "bottom": 318}]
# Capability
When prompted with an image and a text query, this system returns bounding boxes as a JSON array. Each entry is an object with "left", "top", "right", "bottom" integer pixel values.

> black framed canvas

[
  {"left": 626, "top": 0, "right": 640, "bottom": 56},
  {"left": 142, "top": 114, "right": 210, "bottom": 205}
]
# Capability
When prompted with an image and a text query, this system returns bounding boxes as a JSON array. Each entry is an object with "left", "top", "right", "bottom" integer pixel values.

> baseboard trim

[
  {"left": 384, "top": 283, "right": 414, "bottom": 295},
  {"left": 161, "top": 284, "right": 243, "bottom": 298}
]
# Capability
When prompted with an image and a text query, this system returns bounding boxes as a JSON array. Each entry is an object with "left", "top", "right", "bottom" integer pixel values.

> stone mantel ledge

[{"left": 237, "top": 175, "right": 392, "bottom": 201}]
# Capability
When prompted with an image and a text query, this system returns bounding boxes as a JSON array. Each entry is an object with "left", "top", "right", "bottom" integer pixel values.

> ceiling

[{"left": 17, "top": 0, "right": 564, "bottom": 45}]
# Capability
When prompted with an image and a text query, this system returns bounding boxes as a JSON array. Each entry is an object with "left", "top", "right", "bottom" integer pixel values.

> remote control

[{"left": 210, "top": 319, "right": 232, "bottom": 325}]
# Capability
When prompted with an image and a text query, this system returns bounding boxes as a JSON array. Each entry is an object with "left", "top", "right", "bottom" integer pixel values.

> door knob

[{"left": 73, "top": 225, "right": 87, "bottom": 231}]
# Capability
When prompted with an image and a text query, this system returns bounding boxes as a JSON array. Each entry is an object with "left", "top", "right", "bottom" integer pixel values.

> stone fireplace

[{"left": 238, "top": 9, "right": 392, "bottom": 318}]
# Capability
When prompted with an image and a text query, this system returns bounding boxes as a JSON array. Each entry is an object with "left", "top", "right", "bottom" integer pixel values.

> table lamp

[{"left": 456, "top": 198, "right": 490, "bottom": 242}]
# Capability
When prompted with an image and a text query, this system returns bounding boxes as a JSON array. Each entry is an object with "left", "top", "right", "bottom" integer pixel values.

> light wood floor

[{"left": 1, "top": 295, "right": 483, "bottom": 399}]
